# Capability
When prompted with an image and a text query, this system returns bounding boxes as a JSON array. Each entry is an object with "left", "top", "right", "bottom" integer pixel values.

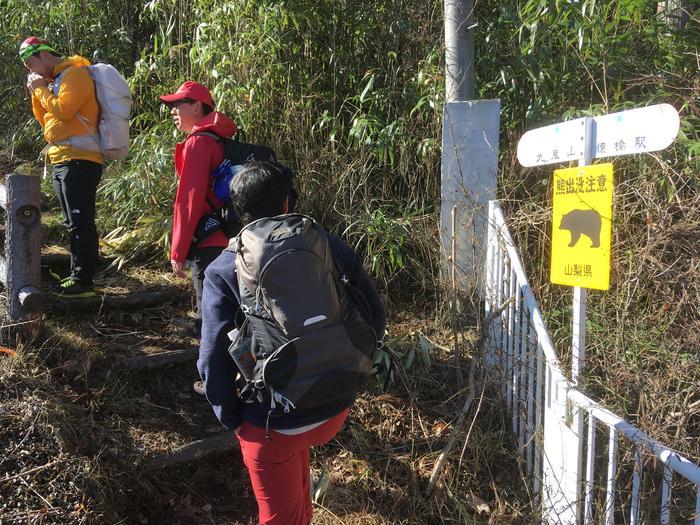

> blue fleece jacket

[{"left": 197, "top": 233, "right": 386, "bottom": 431}]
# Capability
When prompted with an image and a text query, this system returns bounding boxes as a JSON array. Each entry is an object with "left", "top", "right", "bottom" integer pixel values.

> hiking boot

[
  {"left": 51, "top": 278, "right": 96, "bottom": 299},
  {"left": 193, "top": 380, "right": 206, "bottom": 397}
]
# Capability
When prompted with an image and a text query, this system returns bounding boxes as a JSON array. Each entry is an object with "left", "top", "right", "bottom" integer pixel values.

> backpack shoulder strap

[
  {"left": 189, "top": 131, "right": 222, "bottom": 142},
  {"left": 51, "top": 66, "right": 74, "bottom": 96},
  {"left": 226, "top": 235, "right": 238, "bottom": 252},
  {"left": 205, "top": 195, "right": 218, "bottom": 211},
  {"left": 188, "top": 131, "right": 225, "bottom": 211}
]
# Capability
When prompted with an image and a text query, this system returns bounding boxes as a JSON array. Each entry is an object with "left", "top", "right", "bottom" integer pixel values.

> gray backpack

[{"left": 227, "top": 214, "right": 377, "bottom": 425}]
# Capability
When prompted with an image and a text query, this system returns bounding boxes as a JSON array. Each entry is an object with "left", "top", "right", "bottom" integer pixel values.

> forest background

[{"left": 0, "top": 0, "right": 697, "bottom": 522}]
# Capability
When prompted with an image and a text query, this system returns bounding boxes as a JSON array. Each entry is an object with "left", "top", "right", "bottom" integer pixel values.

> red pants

[{"left": 237, "top": 408, "right": 350, "bottom": 525}]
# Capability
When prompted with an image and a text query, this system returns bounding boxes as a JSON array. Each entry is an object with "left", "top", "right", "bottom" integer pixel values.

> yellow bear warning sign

[{"left": 551, "top": 163, "right": 613, "bottom": 290}]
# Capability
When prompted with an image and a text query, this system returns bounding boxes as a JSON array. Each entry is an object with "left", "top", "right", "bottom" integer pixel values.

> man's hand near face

[{"left": 26, "top": 72, "right": 47, "bottom": 91}]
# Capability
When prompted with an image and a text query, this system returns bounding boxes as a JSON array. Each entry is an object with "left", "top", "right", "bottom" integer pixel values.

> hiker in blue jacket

[{"left": 197, "top": 161, "right": 386, "bottom": 525}]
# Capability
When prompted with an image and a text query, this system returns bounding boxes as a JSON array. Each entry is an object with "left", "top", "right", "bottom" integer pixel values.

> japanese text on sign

[
  {"left": 550, "top": 163, "right": 614, "bottom": 290},
  {"left": 534, "top": 136, "right": 649, "bottom": 166}
]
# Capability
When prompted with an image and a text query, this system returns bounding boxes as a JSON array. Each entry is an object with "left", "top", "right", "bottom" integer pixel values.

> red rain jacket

[{"left": 171, "top": 111, "right": 237, "bottom": 262}]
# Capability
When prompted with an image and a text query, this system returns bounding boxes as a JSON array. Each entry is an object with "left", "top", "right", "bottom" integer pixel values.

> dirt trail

[{"left": 1, "top": 245, "right": 532, "bottom": 524}]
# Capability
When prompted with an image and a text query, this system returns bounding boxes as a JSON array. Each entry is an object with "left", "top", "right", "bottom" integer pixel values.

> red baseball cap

[{"left": 159, "top": 81, "right": 214, "bottom": 107}]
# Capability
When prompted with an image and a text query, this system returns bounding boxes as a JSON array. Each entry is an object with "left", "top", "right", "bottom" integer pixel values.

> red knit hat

[{"left": 159, "top": 81, "right": 215, "bottom": 107}]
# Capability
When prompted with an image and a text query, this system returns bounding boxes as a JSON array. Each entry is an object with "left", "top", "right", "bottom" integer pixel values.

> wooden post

[{"left": 3, "top": 174, "right": 42, "bottom": 321}]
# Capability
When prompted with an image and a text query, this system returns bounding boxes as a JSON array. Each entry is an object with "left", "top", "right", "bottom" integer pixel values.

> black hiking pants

[
  {"left": 190, "top": 246, "right": 225, "bottom": 337},
  {"left": 52, "top": 160, "right": 102, "bottom": 285}
]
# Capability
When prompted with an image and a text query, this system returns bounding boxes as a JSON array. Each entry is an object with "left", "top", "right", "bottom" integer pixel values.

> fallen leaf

[
  {"left": 466, "top": 492, "right": 491, "bottom": 515},
  {"left": 433, "top": 422, "right": 447, "bottom": 435}
]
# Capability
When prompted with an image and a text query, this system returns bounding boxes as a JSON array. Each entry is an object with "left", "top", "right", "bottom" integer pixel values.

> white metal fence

[{"left": 484, "top": 200, "right": 700, "bottom": 524}]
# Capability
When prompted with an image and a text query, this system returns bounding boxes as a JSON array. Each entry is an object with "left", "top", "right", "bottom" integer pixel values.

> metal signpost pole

[
  {"left": 572, "top": 117, "right": 594, "bottom": 385},
  {"left": 572, "top": 117, "right": 594, "bottom": 523}
]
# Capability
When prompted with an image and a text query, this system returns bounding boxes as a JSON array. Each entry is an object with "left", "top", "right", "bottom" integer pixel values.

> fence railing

[
  {"left": 0, "top": 173, "right": 42, "bottom": 321},
  {"left": 484, "top": 199, "right": 700, "bottom": 524}
]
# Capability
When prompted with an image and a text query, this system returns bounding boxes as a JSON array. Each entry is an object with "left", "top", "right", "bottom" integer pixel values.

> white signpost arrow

[
  {"left": 516, "top": 103, "right": 680, "bottom": 525},
  {"left": 517, "top": 103, "right": 680, "bottom": 167}
]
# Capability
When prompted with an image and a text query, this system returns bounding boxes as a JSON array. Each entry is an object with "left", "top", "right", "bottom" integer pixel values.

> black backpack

[
  {"left": 191, "top": 131, "right": 279, "bottom": 243},
  {"left": 226, "top": 214, "right": 378, "bottom": 433}
]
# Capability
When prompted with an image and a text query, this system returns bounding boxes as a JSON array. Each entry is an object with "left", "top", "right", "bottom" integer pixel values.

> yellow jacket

[{"left": 30, "top": 55, "right": 103, "bottom": 165}]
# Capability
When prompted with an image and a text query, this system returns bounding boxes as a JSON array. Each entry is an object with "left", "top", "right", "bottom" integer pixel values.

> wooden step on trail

[
  {"left": 46, "top": 289, "right": 183, "bottom": 312},
  {"left": 41, "top": 251, "right": 114, "bottom": 273},
  {"left": 121, "top": 346, "right": 199, "bottom": 371},
  {"left": 120, "top": 347, "right": 236, "bottom": 471},
  {"left": 144, "top": 431, "right": 238, "bottom": 470}
]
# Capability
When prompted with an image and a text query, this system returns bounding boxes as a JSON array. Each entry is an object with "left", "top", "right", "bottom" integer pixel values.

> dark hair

[
  {"left": 230, "top": 161, "right": 295, "bottom": 225},
  {"left": 201, "top": 103, "right": 213, "bottom": 116}
]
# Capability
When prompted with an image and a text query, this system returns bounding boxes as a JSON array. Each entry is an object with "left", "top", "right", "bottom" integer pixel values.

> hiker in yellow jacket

[{"left": 21, "top": 37, "right": 102, "bottom": 298}]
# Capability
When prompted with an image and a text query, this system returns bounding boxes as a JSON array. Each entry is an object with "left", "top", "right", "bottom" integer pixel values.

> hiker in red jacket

[{"left": 160, "top": 81, "right": 237, "bottom": 393}]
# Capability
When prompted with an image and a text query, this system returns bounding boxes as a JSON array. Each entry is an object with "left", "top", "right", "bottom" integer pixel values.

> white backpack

[{"left": 86, "top": 63, "right": 131, "bottom": 160}]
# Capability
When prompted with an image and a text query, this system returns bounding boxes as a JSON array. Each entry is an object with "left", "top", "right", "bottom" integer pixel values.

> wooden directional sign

[
  {"left": 550, "top": 164, "right": 613, "bottom": 290},
  {"left": 517, "top": 103, "right": 680, "bottom": 167}
]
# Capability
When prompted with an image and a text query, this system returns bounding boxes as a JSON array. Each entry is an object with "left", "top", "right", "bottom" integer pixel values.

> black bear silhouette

[{"left": 559, "top": 209, "right": 601, "bottom": 247}]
